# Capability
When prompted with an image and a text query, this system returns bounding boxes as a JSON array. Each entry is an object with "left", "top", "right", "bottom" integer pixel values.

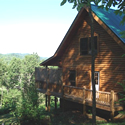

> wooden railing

[
  {"left": 48, "top": 84, "right": 62, "bottom": 93},
  {"left": 85, "top": 89, "right": 92, "bottom": 101},
  {"left": 63, "top": 85, "right": 84, "bottom": 98},
  {"left": 63, "top": 85, "right": 120, "bottom": 106},
  {"left": 37, "top": 82, "right": 121, "bottom": 107},
  {"left": 96, "top": 91, "right": 111, "bottom": 105},
  {"left": 36, "top": 81, "right": 62, "bottom": 94},
  {"left": 36, "top": 81, "right": 47, "bottom": 90}
]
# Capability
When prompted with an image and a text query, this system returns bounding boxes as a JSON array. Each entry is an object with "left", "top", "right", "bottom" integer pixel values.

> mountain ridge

[{"left": 0, "top": 53, "right": 48, "bottom": 62}]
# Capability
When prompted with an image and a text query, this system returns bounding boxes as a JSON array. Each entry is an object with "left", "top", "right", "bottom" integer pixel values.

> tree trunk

[{"left": 89, "top": 5, "right": 96, "bottom": 125}]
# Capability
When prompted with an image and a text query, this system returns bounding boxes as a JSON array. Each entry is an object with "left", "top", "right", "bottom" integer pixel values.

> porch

[
  {"left": 36, "top": 83, "right": 123, "bottom": 111},
  {"left": 35, "top": 67, "right": 124, "bottom": 120}
]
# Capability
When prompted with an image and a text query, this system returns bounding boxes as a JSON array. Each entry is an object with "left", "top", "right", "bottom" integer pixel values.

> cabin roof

[
  {"left": 92, "top": 5, "right": 125, "bottom": 43},
  {"left": 40, "top": 5, "right": 125, "bottom": 66}
]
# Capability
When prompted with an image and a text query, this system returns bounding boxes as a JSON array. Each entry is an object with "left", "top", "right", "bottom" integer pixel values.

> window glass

[
  {"left": 69, "top": 70, "right": 76, "bottom": 86},
  {"left": 80, "top": 38, "right": 88, "bottom": 55},
  {"left": 80, "top": 36, "right": 97, "bottom": 55},
  {"left": 94, "top": 72, "right": 98, "bottom": 85}
]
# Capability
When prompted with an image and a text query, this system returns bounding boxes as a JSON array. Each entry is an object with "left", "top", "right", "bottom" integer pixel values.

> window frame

[
  {"left": 80, "top": 36, "right": 98, "bottom": 56},
  {"left": 68, "top": 70, "right": 76, "bottom": 86}
]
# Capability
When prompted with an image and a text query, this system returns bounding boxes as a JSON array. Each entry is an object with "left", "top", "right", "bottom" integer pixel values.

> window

[
  {"left": 94, "top": 72, "right": 99, "bottom": 85},
  {"left": 80, "top": 36, "right": 97, "bottom": 55},
  {"left": 69, "top": 70, "right": 76, "bottom": 86},
  {"left": 94, "top": 72, "right": 100, "bottom": 92}
]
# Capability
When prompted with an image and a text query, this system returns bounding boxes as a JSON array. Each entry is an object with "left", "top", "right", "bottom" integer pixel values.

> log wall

[{"left": 61, "top": 14, "right": 125, "bottom": 92}]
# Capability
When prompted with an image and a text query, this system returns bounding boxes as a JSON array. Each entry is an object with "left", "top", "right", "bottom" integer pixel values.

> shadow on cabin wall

[{"left": 61, "top": 15, "right": 125, "bottom": 93}]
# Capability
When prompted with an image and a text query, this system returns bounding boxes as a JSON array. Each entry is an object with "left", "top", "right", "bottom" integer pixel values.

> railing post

[
  {"left": 83, "top": 86, "right": 86, "bottom": 116},
  {"left": 46, "top": 67, "right": 50, "bottom": 93},
  {"left": 110, "top": 90, "right": 114, "bottom": 122},
  {"left": 45, "top": 95, "right": 48, "bottom": 111},
  {"left": 48, "top": 90, "right": 51, "bottom": 112},
  {"left": 62, "top": 86, "right": 65, "bottom": 112},
  {"left": 55, "top": 96, "right": 57, "bottom": 110}
]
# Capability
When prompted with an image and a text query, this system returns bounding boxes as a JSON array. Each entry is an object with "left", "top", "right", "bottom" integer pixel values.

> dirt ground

[{"left": 45, "top": 109, "right": 125, "bottom": 125}]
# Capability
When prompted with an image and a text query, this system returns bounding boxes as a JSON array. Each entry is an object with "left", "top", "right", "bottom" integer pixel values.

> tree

[
  {"left": 60, "top": 0, "right": 125, "bottom": 125},
  {"left": 22, "top": 53, "right": 40, "bottom": 87},
  {"left": 0, "top": 59, "right": 8, "bottom": 87},
  {"left": 8, "top": 57, "right": 22, "bottom": 89},
  {"left": 120, "top": 31, "right": 125, "bottom": 38},
  {"left": 95, "top": 0, "right": 125, "bottom": 38},
  {"left": 21, "top": 53, "right": 40, "bottom": 107},
  {"left": 0, "top": 59, "right": 8, "bottom": 106},
  {"left": 95, "top": 0, "right": 125, "bottom": 24},
  {"left": 13, "top": 53, "right": 41, "bottom": 124}
]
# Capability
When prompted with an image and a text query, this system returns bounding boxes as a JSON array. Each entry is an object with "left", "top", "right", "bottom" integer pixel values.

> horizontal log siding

[{"left": 61, "top": 14, "right": 125, "bottom": 92}]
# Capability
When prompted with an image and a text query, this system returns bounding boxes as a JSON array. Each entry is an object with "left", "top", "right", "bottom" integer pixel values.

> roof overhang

[
  {"left": 40, "top": 56, "right": 61, "bottom": 66},
  {"left": 40, "top": 5, "right": 125, "bottom": 66}
]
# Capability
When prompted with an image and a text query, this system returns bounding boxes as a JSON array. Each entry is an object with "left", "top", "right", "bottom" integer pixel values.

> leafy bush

[
  {"left": 118, "top": 80, "right": 125, "bottom": 105},
  {"left": 12, "top": 84, "right": 45, "bottom": 125},
  {"left": 0, "top": 89, "right": 21, "bottom": 115},
  {"left": 0, "top": 106, "right": 10, "bottom": 115}
]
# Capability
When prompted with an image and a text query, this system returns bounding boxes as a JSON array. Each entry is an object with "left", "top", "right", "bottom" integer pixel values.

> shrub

[{"left": 12, "top": 84, "right": 45, "bottom": 125}]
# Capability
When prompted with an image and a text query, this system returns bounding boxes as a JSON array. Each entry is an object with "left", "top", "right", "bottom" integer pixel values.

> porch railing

[{"left": 63, "top": 85, "right": 120, "bottom": 106}]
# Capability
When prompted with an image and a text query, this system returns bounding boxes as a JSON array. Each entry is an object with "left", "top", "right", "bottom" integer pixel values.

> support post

[
  {"left": 110, "top": 90, "right": 115, "bottom": 122},
  {"left": 60, "top": 98, "right": 62, "bottom": 109},
  {"left": 55, "top": 97, "right": 57, "bottom": 110},
  {"left": 46, "top": 66, "right": 49, "bottom": 93},
  {"left": 45, "top": 95, "right": 48, "bottom": 111},
  {"left": 62, "top": 86, "right": 65, "bottom": 112},
  {"left": 83, "top": 86, "right": 86, "bottom": 116},
  {"left": 48, "top": 94, "right": 51, "bottom": 112}
]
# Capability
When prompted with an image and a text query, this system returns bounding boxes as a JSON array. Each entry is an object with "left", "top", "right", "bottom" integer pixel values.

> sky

[{"left": 0, "top": 0, "right": 78, "bottom": 57}]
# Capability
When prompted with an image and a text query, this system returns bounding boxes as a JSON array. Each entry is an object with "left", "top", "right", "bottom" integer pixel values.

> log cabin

[{"left": 35, "top": 5, "right": 125, "bottom": 120}]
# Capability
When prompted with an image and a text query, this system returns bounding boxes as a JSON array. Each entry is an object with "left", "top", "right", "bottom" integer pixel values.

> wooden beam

[
  {"left": 110, "top": 90, "right": 115, "bottom": 122},
  {"left": 60, "top": 98, "right": 62, "bottom": 109},
  {"left": 45, "top": 95, "right": 48, "bottom": 111},
  {"left": 46, "top": 66, "right": 49, "bottom": 94},
  {"left": 48, "top": 95, "right": 51, "bottom": 112},
  {"left": 55, "top": 97, "right": 57, "bottom": 110},
  {"left": 83, "top": 86, "right": 86, "bottom": 116}
]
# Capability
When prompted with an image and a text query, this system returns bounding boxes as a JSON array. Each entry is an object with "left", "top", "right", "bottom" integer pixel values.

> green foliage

[
  {"left": 12, "top": 84, "right": 44, "bottom": 124},
  {"left": 118, "top": 81, "right": 125, "bottom": 105},
  {"left": 60, "top": 0, "right": 91, "bottom": 11},
  {"left": 0, "top": 59, "right": 8, "bottom": 87},
  {"left": 2, "top": 89, "right": 21, "bottom": 108},
  {"left": 0, "top": 89, "right": 21, "bottom": 115},
  {"left": 95, "top": 0, "right": 125, "bottom": 25},
  {"left": 0, "top": 53, "right": 51, "bottom": 124},
  {"left": 120, "top": 31, "right": 125, "bottom": 39},
  {"left": 0, "top": 53, "right": 47, "bottom": 64},
  {"left": 60, "top": 0, "right": 125, "bottom": 24},
  {"left": 0, "top": 53, "right": 28, "bottom": 64},
  {"left": 60, "top": 0, "right": 67, "bottom": 6},
  {"left": 8, "top": 57, "right": 22, "bottom": 89}
]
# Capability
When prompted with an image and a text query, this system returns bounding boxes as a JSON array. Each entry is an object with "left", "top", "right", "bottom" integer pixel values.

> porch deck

[
  {"left": 35, "top": 67, "right": 124, "bottom": 121},
  {"left": 36, "top": 82, "right": 123, "bottom": 112}
]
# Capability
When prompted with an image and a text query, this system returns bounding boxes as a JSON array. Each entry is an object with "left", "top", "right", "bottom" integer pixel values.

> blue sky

[{"left": 0, "top": 0, "right": 78, "bottom": 57}]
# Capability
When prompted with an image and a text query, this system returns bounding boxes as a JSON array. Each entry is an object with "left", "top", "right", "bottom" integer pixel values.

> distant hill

[{"left": 0, "top": 53, "right": 48, "bottom": 63}]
